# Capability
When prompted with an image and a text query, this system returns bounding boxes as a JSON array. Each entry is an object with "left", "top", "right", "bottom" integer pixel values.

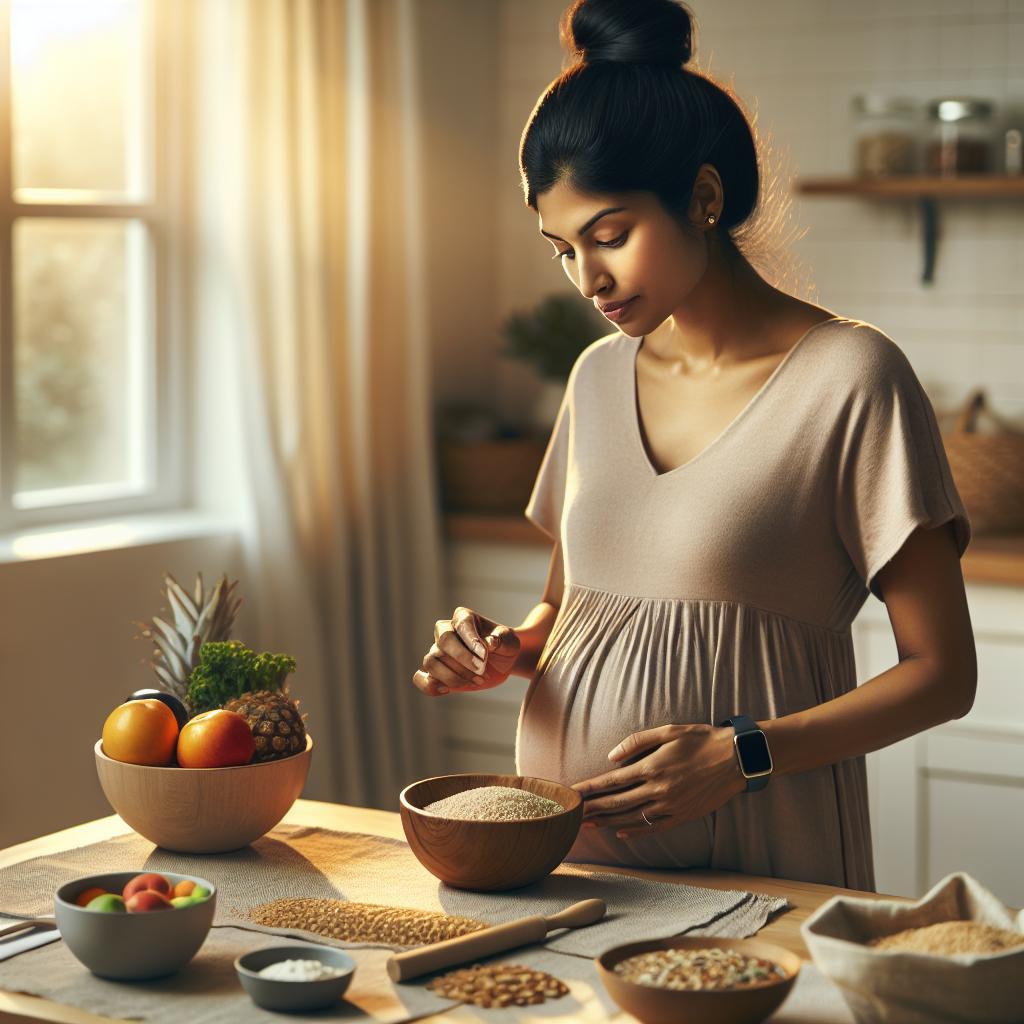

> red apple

[
  {"left": 176, "top": 709, "right": 255, "bottom": 768},
  {"left": 123, "top": 873, "right": 172, "bottom": 901},
  {"left": 126, "top": 890, "right": 172, "bottom": 913}
]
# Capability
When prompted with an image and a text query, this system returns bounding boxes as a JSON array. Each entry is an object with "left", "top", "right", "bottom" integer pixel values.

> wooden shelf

[
  {"left": 797, "top": 174, "right": 1024, "bottom": 199},
  {"left": 795, "top": 174, "right": 1024, "bottom": 283},
  {"left": 445, "top": 514, "right": 1024, "bottom": 587}
]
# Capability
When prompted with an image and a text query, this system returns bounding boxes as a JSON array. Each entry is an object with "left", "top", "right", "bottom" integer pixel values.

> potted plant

[{"left": 501, "top": 292, "right": 607, "bottom": 430}]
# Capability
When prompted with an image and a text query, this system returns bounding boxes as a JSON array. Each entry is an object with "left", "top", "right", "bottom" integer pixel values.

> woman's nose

[{"left": 574, "top": 255, "right": 611, "bottom": 299}]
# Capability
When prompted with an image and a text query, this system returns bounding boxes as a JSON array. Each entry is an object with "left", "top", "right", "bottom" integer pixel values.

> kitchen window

[{"left": 0, "top": 0, "right": 183, "bottom": 532}]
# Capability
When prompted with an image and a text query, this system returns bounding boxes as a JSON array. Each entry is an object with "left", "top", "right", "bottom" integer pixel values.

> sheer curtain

[{"left": 185, "top": 0, "right": 446, "bottom": 806}]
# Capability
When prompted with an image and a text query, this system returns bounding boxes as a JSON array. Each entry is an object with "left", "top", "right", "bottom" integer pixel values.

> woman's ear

[{"left": 687, "top": 163, "right": 724, "bottom": 226}]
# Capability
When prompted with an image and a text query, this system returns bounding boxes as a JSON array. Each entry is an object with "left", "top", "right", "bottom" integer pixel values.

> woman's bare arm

[
  {"left": 510, "top": 541, "right": 564, "bottom": 678},
  {"left": 761, "top": 521, "right": 977, "bottom": 774}
]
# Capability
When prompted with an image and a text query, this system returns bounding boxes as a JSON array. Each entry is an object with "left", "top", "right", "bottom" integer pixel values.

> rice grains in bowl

[
  {"left": 399, "top": 773, "right": 584, "bottom": 890},
  {"left": 423, "top": 786, "right": 563, "bottom": 821}
]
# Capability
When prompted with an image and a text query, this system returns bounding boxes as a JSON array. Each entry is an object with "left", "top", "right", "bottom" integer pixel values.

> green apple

[{"left": 86, "top": 893, "right": 126, "bottom": 913}]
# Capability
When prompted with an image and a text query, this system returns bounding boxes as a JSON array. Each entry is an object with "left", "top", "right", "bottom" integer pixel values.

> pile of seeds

[
  {"left": 614, "top": 947, "right": 787, "bottom": 991},
  {"left": 248, "top": 899, "right": 485, "bottom": 946},
  {"left": 424, "top": 786, "right": 564, "bottom": 821},
  {"left": 869, "top": 921, "right": 1024, "bottom": 956},
  {"left": 427, "top": 963, "right": 569, "bottom": 1008}
]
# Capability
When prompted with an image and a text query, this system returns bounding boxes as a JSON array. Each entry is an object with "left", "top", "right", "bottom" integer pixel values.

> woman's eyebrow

[{"left": 539, "top": 206, "right": 627, "bottom": 242}]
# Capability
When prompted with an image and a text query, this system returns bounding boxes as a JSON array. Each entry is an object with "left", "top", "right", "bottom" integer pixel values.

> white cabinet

[
  {"left": 445, "top": 538, "right": 1024, "bottom": 903},
  {"left": 855, "top": 585, "right": 1024, "bottom": 905}
]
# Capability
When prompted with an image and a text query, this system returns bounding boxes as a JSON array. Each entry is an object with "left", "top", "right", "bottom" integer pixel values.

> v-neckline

[{"left": 629, "top": 316, "right": 843, "bottom": 480}]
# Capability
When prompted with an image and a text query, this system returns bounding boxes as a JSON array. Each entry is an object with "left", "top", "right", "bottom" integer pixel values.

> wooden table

[{"left": 0, "top": 799, "right": 898, "bottom": 1023}]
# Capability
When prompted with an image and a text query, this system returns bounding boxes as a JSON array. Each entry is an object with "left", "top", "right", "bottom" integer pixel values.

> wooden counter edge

[{"left": 0, "top": 799, "right": 900, "bottom": 1024}]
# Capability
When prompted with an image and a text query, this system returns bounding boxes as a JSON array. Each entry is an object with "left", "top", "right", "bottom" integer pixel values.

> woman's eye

[
  {"left": 599, "top": 232, "right": 628, "bottom": 248},
  {"left": 551, "top": 249, "right": 574, "bottom": 261}
]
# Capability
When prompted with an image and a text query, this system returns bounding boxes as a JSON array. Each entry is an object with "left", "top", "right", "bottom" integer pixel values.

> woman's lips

[{"left": 600, "top": 297, "right": 638, "bottom": 323}]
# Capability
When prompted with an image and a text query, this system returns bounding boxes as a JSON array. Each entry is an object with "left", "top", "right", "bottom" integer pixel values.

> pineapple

[
  {"left": 138, "top": 573, "right": 241, "bottom": 712},
  {"left": 223, "top": 690, "right": 307, "bottom": 762}
]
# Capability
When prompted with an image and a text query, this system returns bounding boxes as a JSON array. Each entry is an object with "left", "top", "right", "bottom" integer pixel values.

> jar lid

[
  {"left": 852, "top": 94, "right": 920, "bottom": 117},
  {"left": 928, "top": 98, "right": 995, "bottom": 122}
]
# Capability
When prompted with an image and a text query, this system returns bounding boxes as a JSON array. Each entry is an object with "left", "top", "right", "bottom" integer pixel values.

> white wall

[
  {"left": 486, "top": 0, "right": 1024, "bottom": 424},
  {"left": 0, "top": 531, "right": 250, "bottom": 848}
]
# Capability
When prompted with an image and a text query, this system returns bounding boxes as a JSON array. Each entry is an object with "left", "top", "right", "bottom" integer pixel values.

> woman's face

[{"left": 536, "top": 181, "right": 709, "bottom": 338}]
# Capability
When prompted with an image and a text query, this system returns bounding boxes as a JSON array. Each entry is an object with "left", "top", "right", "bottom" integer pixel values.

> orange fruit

[
  {"left": 75, "top": 886, "right": 107, "bottom": 907},
  {"left": 101, "top": 699, "right": 179, "bottom": 766}
]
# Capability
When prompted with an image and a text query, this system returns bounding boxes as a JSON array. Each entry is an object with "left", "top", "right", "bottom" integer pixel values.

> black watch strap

[{"left": 719, "top": 714, "right": 773, "bottom": 792}]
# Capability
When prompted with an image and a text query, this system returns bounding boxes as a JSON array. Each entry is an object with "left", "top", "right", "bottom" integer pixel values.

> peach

[
  {"left": 126, "top": 890, "right": 172, "bottom": 913},
  {"left": 176, "top": 709, "right": 255, "bottom": 768},
  {"left": 123, "top": 873, "right": 172, "bottom": 901}
]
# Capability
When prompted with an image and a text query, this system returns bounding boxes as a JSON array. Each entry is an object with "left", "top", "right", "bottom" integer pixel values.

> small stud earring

[{"left": 706, "top": 213, "right": 717, "bottom": 225}]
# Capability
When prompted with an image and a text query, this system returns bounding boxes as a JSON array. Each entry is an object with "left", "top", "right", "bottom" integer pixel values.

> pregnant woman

[{"left": 413, "top": 0, "right": 976, "bottom": 891}]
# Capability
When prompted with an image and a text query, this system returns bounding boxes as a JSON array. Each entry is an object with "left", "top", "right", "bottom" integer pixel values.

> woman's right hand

[{"left": 412, "top": 607, "right": 521, "bottom": 697}]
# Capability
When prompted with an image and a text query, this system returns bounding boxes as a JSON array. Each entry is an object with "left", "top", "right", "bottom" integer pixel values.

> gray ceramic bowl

[
  {"left": 54, "top": 871, "right": 216, "bottom": 980},
  {"left": 235, "top": 945, "right": 356, "bottom": 1012}
]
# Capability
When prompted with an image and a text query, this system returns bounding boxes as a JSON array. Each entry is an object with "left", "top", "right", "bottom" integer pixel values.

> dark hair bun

[{"left": 561, "top": 0, "right": 693, "bottom": 68}]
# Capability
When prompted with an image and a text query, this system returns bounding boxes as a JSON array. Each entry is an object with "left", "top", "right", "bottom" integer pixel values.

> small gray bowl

[
  {"left": 235, "top": 945, "right": 356, "bottom": 1012},
  {"left": 55, "top": 871, "right": 216, "bottom": 980}
]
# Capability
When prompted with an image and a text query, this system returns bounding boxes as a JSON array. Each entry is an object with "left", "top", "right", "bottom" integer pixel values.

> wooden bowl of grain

[
  {"left": 596, "top": 936, "right": 800, "bottom": 1024},
  {"left": 399, "top": 773, "right": 583, "bottom": 891},
  {"left": 95, "top": 735, "right": 312, "bottom": 853},
  {"left": 801, "top": 871, "right": 1024, "bottom": 1023}
]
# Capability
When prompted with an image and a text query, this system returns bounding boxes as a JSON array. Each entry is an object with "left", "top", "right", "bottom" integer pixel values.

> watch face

[{"left": 736, "top": 730, "right": 772, "bottom": 776}]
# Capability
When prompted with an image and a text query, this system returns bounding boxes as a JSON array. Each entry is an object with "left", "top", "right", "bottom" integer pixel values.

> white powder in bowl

[{"left": 258, "top": 958, "right": 346, "bottom": 981}]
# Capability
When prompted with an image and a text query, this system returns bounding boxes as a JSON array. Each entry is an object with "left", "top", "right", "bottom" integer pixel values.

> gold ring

[{"left": 641, "top": 808, "right": 655, "bottom": 827}]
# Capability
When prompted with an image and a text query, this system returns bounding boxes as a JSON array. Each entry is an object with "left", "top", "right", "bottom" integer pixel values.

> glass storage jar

[
  {"left": 852, "top": 95, "right": 920, "bottom": 177},
  {"left": 927, "top": 98, "right": 995, "bottom": 176}
]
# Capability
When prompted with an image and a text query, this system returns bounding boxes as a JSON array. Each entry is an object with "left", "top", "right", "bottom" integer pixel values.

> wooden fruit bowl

[
  {"left": 596, "top": 936, "right": 801, "bottom": 1024},
  {"left": 95, "top": 734, "right": 312, "bottom": 853},
  {"left": 399, "top": 773, "right": 583, "bottom": 891}
]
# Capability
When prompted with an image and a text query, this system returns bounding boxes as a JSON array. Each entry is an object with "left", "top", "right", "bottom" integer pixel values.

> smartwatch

[{"left": 719, "top": 714, "right": 773, "bottom": 792}]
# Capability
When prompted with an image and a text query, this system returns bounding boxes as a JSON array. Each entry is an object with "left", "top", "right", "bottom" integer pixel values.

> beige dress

[{"left": 517, "top": 317, "right": 970, "bottom": 891}]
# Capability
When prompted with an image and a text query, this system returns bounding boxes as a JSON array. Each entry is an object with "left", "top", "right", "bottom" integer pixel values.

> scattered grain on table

[
  {"left": 427, "top": 963, "right": 570, "bottom": 1008},
  {"left": 248, "top": 898, "right": 485, "bottom": 946},
  {"left": 869, "top": 921, "right": 1024, "bottom": 956},
  {"left": 424, "top": 785, "right": 563, "bottom": 821}
]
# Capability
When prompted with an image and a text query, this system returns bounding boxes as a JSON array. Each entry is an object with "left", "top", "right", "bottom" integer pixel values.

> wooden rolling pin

[{"left": 386, "top": 898, "right": 606, "bottom": 982}]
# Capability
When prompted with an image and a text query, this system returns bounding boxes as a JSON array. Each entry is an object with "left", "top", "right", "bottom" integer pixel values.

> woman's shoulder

[
  {"left": 566, "top": 329, "right": 632, "bottom": 388},
  {"left": 801, "top": 316, "right": 921, "bottom": 395}
]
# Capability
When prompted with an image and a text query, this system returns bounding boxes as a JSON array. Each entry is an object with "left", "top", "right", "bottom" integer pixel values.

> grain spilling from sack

[
  {"left": 424, "top": 786, "right": 563, "bottom": 821},
  {"left": 869, "top": 921, "right": 1024, "bottom": 955},
  {"left": 427, "top": 963, "right": 569, "bottom": 1008},
  {"left": 248, "top": 898, "right": 485, "bottom": 946}
]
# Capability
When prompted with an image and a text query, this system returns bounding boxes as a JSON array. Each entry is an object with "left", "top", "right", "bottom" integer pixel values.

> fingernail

[
  {"left": 616, "top": 831, "right": 627, "bottom": 839},
  {"left": 473, "top": 675, "right": 486, "bottom": 685},
  {"left": 472, "top": 659, "right": 485, "bottom": 673},
  {"left": 608, "top": 749, "right": 621, "bottom": 761},
  {"left": 437, "top": 686, "right": 449, "bottom": 695}
]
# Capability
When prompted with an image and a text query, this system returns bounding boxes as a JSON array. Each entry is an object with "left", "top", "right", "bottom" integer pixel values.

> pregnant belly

[{"left": 514, "top": 641, "right": 714, "bottom": 869}]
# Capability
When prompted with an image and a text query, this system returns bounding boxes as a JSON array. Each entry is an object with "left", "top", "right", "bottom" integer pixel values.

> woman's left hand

[{"left": 571, "top": 724, "right": 746, "bottom": 838}]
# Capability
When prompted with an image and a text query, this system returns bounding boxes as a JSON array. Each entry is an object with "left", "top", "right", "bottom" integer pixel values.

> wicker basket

[
  {"left": 942, "top": 389, "right": 1024, "bottom": 536},
  {"left": 438, "top": 438, "right": 547, "bottom": 515}
]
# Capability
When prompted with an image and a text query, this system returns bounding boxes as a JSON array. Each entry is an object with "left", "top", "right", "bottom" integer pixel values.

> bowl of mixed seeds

[
  {"left": 399, "top": 773, "right": 583, "bottom": 891},
  {"left": 596, "top": 936, "right": 799, "bottom": 1024}
]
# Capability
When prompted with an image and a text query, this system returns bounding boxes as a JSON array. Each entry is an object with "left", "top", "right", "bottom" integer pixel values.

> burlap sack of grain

[{"left": 801, "top": 872, "right": 1024, "bottom": 1024}]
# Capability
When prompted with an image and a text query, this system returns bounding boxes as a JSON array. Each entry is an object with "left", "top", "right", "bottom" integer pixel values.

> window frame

[{"left": 0, "top": 0, "right": 186, "bottom": 533}]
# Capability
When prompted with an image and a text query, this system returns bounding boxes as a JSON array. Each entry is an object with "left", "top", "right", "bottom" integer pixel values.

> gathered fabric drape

[{"left": 186, "top": 0, "right": 446, "bottom": 807}]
